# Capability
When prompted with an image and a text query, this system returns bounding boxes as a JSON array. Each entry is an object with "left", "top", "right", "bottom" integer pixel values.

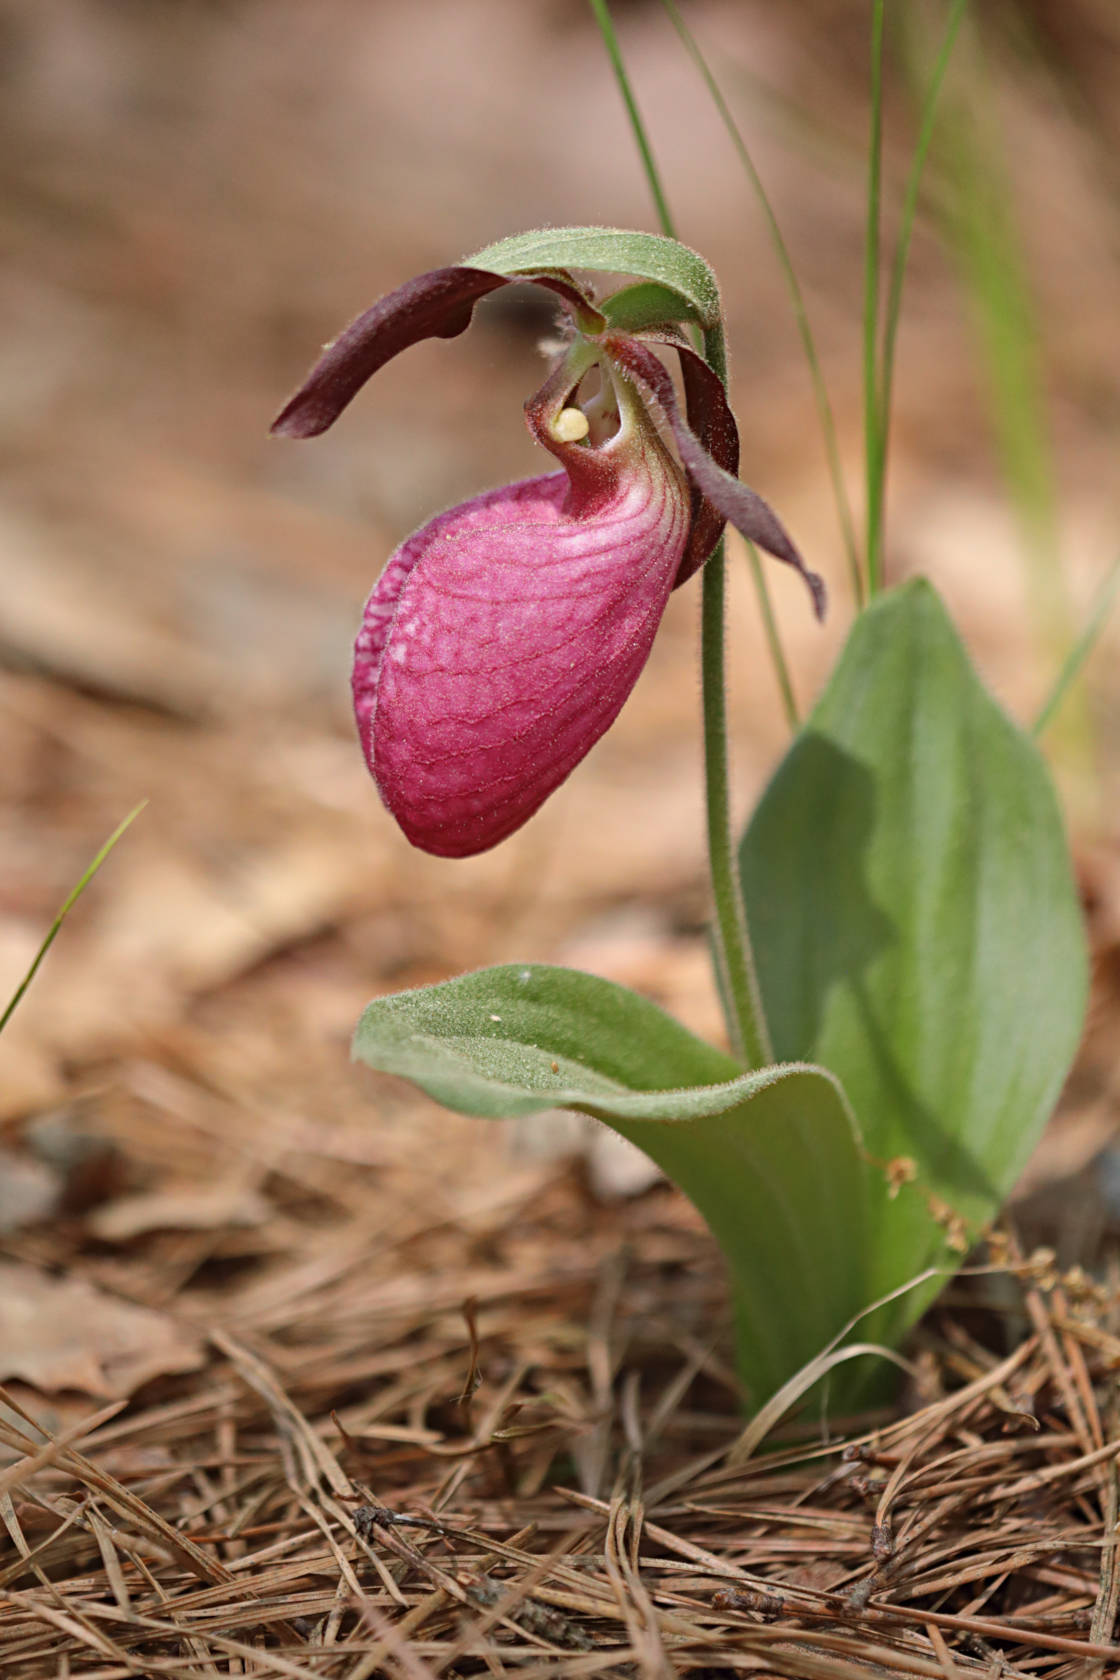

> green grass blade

[
  {"left": 872, "top": 0, "right": 968, "bottom": 581},
  {"left": 863, "top": 0, "right": 887, "bottom": 596},
  {"left": 910, "top": 13, "right": 1078, "bottom": 699},
  {"left": 745, "top": 540, "right": 799, "bottom": 731},
  {"left": 1034, "top": 552, "right": 1120, "bottom": 738},
  {"left": 0, "top": 801, "right": 147, "bottom": 1037},
  {"left": 657, "top": 0, "right": 863, "bottom": 609},
  {"left": 587, "top": 0, "right": 678, "bottom": 240}
]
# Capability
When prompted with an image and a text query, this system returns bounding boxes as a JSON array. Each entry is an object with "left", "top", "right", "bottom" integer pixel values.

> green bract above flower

[{"left": 272, "top": 259, "right": 825, "bottom": 856}]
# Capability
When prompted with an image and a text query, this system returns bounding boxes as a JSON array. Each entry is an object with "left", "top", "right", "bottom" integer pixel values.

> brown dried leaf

[
  {"left": 88, "top": 1182, "right": 270, "bottom": 1242},
  {"left": 0, "top": 1148, "right": 61, "bottom": 1234},
  {"left": 0, "top": 1263, "right": 205, "bottom": 1397}
]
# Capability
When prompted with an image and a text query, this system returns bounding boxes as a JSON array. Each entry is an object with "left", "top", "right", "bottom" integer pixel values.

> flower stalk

[{"left": 699, "top": 323, "right": 772, "bottom": 1068}]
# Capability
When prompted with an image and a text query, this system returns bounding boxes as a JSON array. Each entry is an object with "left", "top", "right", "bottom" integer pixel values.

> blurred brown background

[{"left": 1, "top": 0, "right": 1118, "bottom": 1397}]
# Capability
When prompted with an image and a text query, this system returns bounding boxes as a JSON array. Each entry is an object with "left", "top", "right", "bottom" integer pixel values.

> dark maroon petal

[
  {"left": 674, "top": 340, "right": 740, "bottom": 585},
  {"left": 271, "top": 266, "right": 601, "bottom": 439},
  {"left": 605, "top": 333, "right": 827, "bottom": 620},
  {"left": 629, "top": 328, "right": 733, "bottom": 585}
]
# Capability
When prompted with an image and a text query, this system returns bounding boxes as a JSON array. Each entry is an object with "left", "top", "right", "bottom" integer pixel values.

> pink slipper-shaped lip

[{"left": 272, "top": 262, "right": 823, "bottom": 856}]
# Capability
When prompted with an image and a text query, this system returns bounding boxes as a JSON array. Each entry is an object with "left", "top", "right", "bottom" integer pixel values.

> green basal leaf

[
  {"left": 353, "top": 963, "right": 874, "bottom": 1405},
  {"left": 739, "top": 578, "right": 1087, "bottom": 1341},
  {"left": 467, "top": 227, "right": 721, "bottom": 330}
]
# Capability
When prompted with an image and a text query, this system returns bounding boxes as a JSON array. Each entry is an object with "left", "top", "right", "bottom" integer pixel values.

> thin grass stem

[
  {"left": 1033, "top": 554, "right": 1120, "bottom": 739},
  {"left": 587, "top": 0, "right": 678, "bottom": 240},
  {"left": 874, "top": 0, "right": 968, "bottom": 564},
  {"left": 658, "top": 0, "right": 863, "bottom": 610},
  {"left": 745, "top": 541, "right": 799, "bottom": 732},
  {"left": 913, "top": 11, "right": 1089, "bottom": 774},
  {"left": 0, "top": 802, "right": 147, "bottom": 1036},
  {"left": 863, "top": 0, "right": 887, "bottom": 596}
]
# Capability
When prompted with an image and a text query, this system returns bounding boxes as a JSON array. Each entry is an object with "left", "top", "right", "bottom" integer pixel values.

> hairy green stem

[
  {"left": 701, "top": 540, "right": 773, "bottom": 1068},
  {"left": 702, "top": 325, "right": 773, "bottom": 1069}
]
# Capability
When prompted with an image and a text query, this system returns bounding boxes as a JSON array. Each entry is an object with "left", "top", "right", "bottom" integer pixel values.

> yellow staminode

[{"left": 552, "top": 407, "right": 590, "bottom": 443}]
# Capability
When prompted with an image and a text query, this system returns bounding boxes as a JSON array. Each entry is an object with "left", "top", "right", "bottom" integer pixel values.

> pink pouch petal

[{"left": 353, "top": 414, "right": 690, "bottom": 857}]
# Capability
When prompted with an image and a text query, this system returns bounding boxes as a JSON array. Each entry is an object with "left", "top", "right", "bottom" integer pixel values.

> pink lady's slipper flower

[{"left": 272, "top": 263, "right": 823, "bottom": 857}]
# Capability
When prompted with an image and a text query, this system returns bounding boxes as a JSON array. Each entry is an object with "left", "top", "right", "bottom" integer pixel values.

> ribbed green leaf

[
  {"left": 467, "top": 227, "right": 721, "bottom": 329},
  {"left": 740, "top": 579, "right": 1087, "bottom": 1336},
  {"left": 353, "top": 963, "right": 871, "bottom": 1404}
]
